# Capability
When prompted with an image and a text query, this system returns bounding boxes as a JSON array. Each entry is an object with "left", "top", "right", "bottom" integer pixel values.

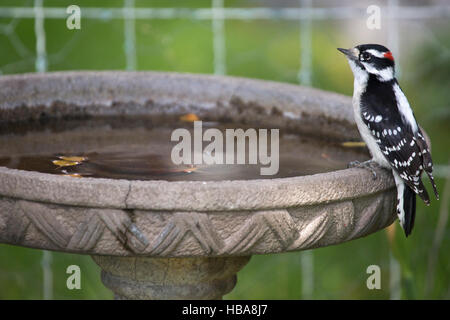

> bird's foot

[{"left": 348, "top": 160, "right": 379, "bottom": 180}]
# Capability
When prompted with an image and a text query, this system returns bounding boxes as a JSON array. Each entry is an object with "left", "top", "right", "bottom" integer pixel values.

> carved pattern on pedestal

[
  {"left": 1, "top": 191, "right": 396, "bottom": 257},
  {"left": 5, "top": 201, "right": 148, "bottom": 253},
  {"left": 147, "top": 210, "right": 299, "bottom": 256}
]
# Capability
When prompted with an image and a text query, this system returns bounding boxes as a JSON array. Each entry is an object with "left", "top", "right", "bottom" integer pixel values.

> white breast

[{"left": 352, "top": 77, "right": 391, "bottom": 169}]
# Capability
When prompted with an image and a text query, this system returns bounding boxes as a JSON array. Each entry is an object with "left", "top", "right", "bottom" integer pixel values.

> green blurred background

[{"left": 0, "top": 0, "right": 449, "bottom": 299}]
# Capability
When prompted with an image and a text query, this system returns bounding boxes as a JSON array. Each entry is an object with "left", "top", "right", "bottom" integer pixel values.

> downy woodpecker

[{"left": 338, "top": 44, "right": 439, "bottom": 237}]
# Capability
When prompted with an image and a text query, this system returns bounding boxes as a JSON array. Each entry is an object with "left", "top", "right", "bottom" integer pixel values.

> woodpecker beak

[{"left": 338, "top": 47, "right": 358, "bottom": 61}]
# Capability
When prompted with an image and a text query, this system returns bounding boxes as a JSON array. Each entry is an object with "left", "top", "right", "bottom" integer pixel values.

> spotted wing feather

[
  {"left": 360, "top": 79, "right": 434, "bottom": 204},
  {"left": 415, "top": 129, "right": 439, "bottom": 199}
]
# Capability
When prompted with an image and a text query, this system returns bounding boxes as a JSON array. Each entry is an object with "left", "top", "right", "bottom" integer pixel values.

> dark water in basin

[{"left": 0, "top": 116, "right": 369, "bottom": 181}]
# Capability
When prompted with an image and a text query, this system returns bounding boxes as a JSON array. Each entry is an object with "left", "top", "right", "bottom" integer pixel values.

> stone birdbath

[{"left": 0, "top": 72, "right": 396, "bottom": 299}]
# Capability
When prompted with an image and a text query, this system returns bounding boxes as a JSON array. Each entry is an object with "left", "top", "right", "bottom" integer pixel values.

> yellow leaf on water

[
  {"left": 67, "top": 173, "right": 83, "bottom": 178},
  {"left": 52, "top": 160, "right": 80, "bottom": 167},
  {"left": 180, "top": 113, "right": 199, "bottom": 122},
  {"left": 58, "top": 156, "right": 86, "bottom": 162},
  {"left": 341, "top": 141, "right": 366, "bottom": 147},
  {"left": 321, "top": 153, "right": 330, "bottom": 160},
  {"left": 60, "top": 173, "right": 83, "bottom": 178}
]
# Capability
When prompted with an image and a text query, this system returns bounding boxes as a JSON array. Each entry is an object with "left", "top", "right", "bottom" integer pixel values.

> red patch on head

[{"left": 384, "top": 51, "right": 394, "bottom": 61}]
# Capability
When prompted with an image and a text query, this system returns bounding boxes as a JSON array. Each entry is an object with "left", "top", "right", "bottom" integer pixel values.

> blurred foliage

[{"left": 0, "top": 0, "right": 449, "bottom": 300}]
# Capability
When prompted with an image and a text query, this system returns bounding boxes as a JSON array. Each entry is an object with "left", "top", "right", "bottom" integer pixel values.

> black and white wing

[{"left": 360, "top": 80, "right": 438, "bottom": 204}]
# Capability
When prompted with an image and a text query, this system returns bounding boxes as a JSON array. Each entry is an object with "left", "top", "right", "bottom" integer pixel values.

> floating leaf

[
  {"left": 321, "top": 153, "right": 331, "bottom": 160},
  {"left": 60, "top": 173, "right": 83, "bottom": 178},
  {"left": 341, "top": 141, "right": 366, "bottom": 147},
  {"left": 180, "top": 113, "right": 199, "bottom": 122},
  {"left": 52, "top": 160, "right": 81, "bottom": 167},
  {"left": 58, "top": 156, "right": 87, "bottom": 162},
  {"left": 183, "top": 167, "right": 198, "bottom": 173}
]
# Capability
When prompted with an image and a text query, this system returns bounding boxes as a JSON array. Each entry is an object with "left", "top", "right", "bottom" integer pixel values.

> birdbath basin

[{"left": 0, "top": 71, "right": 396, "bottom": 299}]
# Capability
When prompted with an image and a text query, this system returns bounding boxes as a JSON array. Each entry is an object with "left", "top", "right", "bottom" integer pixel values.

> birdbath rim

[{"left": 0, "top": 166, "right": 393, "bottom": 211}]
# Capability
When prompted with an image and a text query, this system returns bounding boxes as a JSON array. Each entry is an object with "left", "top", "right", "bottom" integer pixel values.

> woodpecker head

[{"left": 338, "top": 44, "right": 395, "bottom": 82}]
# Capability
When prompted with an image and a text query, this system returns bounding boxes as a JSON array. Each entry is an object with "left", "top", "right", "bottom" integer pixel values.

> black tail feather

[{"left": 403, "top": 185, "right": 416, "bottom": 237}]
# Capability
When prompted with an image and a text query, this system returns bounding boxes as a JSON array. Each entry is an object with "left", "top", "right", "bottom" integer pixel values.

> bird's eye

[{"left": 360, "top": 52, "right": 371, "bottom": 61}]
